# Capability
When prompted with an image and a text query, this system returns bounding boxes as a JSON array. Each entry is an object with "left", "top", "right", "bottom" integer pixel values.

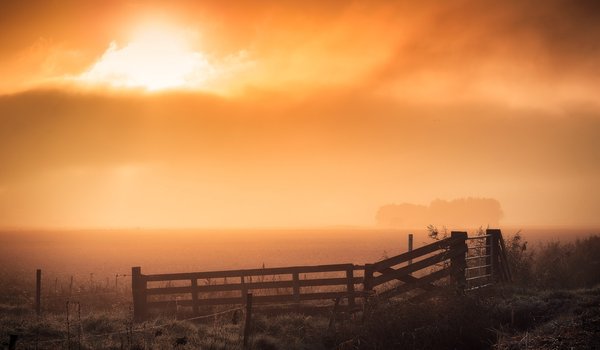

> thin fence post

[
  {"left": 8, "top": 334, "right": 18, "bottom": 350},
  {"left": 35, "top": 269, "right": 41, "bottom": 316},
  {"left": 328, "top": 297, "right": 341, "bottom": 332},
  {"left": 66, "top": 301, "right": 71, "bottom": 350},
  {"left": 491, "top": 233, "right": 496, "bottom": 283},
  {"left": 243, "top": 293, "right": 253, "bottom": 348},
  {"left": 131, "top": 267, "right": 147, "bottom": 321},
  {"left": 76, "top": 302, "right": 82, "bottom": 350},
  {"left": 450, "top": 232, "right": 467, "bottom": 292},
  {"left": 408, "top": 233, "right": 414, "bottom": 265}
]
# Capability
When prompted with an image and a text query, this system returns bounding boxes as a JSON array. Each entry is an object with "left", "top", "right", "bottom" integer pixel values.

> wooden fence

[
  {"left": 131, "top": 229, "right": 511, "bottom": 320},
  {"left": 365, "top": 231, "right": 468, "bottom": 299},
  {"left": 132, "top": 263, "right": 363, "bottom": 320}
]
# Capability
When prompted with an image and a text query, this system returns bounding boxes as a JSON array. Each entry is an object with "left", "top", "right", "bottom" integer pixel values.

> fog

[{"left": 0, "top": 1, "right": 599, "bottom": 228}]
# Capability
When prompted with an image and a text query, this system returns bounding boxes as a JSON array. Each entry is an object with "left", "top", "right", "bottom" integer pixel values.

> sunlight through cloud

[{"left": 78, "top": 26, "right": 216, "bottom": 91}]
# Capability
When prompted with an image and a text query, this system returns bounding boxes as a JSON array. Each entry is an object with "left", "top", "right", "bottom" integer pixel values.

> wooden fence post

[
  {"left": 450, "top": 232, "right": 467, "bottom": 292},
  {"left": 241, "top": 275, "right": 248, "bottom": 305},
  {"left": 363, "top": 264, "right": 373, "bottom": 295},
  {"left": 485, "top": 233, "right": 493, "bottom": 278},
  {"left": 8, "top": 334, "right": 18, "bottom": 350},
  {"left": 131, "top": 267, "right": 147, "bottom": 321},
  {"left": 497, "top": 230, "right": 513, "bottom": 282},
  {"left": 292, "top": 271, "right": 300, "bottom": 301},
  {"left": 292, "top": 271, "right": 301, "bottom": 312},
  {"left": 408, "top": 233, "right": 414, "bottom": 265},
  {"left": 487, "top": 229, "right": 511, "bottom": 282},
  {"left": 243, "top": 293, "right": 253, "bottom": 348},
  {"left": 69, "top": 276, "right": 73, "bottom": 297},
  {"left": 35, "top": 269, "right": 41, "bottom": 316},
  {"left": 362, "top": 264, "right": 375, "bottom": 322},
  {"left": 346, "top": 266, "right": 355, "bottom": 309},
  {"left": 486, "top": 229, "right": 501, "bottom": 281},
  {"left": 191, "top": 278, "right": 199, "bottom": 316}
]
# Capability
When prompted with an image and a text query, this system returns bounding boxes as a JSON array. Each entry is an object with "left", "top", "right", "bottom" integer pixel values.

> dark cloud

[{"left": 363, "top": 0, "right": 600, "bottom": 100}]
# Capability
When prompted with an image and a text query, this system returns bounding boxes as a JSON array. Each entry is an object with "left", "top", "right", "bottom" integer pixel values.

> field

[
  {"left": 1, "top": 227, "right": 599, "bottom": 349},
  {"left": 1, "top": 227, "right": 592, "bottom": 278}
]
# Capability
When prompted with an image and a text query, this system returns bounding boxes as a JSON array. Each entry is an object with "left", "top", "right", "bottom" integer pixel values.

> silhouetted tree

[{"left": 376, "top": 197, "right": 503, "bottom": 229}]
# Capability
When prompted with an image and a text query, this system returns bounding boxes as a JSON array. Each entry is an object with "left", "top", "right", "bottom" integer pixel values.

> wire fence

[{"left": 18, "top": 305, "right": 246, "bottom": 348}]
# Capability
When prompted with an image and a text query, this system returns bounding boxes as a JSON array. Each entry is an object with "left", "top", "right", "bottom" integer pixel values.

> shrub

[
  {"left": 356, "top": 292, "right": 496, "bottom": 349},
  {"left": 505, "top": 233, "right": 600, "bottom": 289},
  {"left": 504, "top": 231, "right": 535, "bottom": 286},
  {"left": 533, "top": 235, "right": 600, "bottom": 289}
]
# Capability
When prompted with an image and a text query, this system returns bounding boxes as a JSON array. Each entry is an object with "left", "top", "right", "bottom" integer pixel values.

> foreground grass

[
  {"left": 2, "top": 285, "right": 599, "bottom": 349},
  {"left": 493, "top": 287, "right": 600, "bottom": 349},
  {"left": 0, "top": 304, "right": 330, "bottom": 349}
]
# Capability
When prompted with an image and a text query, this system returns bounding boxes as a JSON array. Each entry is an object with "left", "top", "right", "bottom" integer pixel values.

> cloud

[
  {"left": 356, "top": 1, "right": 600, "bottom": 108},
  {"left": 1, "top": 1, "right": 599, "bottom": 107},
  {"left": 1, "top": 1, "right": 599, "bottom": 227},
  {"left": 78, "top": 41, "right": 215, "bottom": 91},
  {"left": 74, "top": 26, "right": 255, "bottom": 93}
]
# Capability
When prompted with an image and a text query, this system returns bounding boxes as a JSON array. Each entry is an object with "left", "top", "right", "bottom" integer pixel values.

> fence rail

[
  {"left": 132, "top": 263, "right": 362, "bottom": 320},
  {"left": 131, "top": 229, "right": 511, "bottom": 320}
]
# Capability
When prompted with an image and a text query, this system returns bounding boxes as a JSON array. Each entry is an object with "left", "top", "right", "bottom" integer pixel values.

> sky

[{"left": 0, "top": 0, "right": 599, "bottom": 229}]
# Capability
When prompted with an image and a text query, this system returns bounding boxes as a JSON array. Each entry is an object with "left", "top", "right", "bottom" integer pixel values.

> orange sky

[{"left": 0, "top": 0, "right": 599, "bottom": 228}]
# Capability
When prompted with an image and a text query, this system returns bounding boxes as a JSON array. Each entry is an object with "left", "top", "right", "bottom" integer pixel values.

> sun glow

[{"left": 79, "top": 25, "right": 214, "bottom": 91}]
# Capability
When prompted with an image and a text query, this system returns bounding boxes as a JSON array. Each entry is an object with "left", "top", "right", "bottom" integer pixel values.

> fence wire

[{"left": 18, "top": 305, "right": 245, "bottom": 347}]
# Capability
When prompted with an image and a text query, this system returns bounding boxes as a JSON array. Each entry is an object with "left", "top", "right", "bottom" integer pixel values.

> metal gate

[
  {"left": 465, "top": 234, "right": 494, "bottom": 290},
  {"left": 464, "top": 229, "right": 512, "bottom": 291}
]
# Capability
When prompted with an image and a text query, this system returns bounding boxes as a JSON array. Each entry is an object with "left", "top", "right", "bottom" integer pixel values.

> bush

[
  {"left": 252, "top": 313, "right": 328, "bottom": 350},
  {"left": 504, "top": 231, "right": 535, "bottom": 286},
  {"left": 534, "top": 235, "right": 600, "bottom": 289},
  {"left": 355, "top": 292, "right": 496, "bottom": 349},
  {"left": 505, "top": 233, "right": 600, "bottom": 289}
]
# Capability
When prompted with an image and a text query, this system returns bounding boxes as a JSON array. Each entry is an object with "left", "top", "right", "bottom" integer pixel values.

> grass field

[{"left": 1, "top": 228, "right": 599, "bottom": 349}]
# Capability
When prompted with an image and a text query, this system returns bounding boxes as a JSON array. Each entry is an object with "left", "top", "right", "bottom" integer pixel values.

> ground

[
  {"left": 1, "top": 285, "right": 600, "bottom": 349},
  {"left": 494, "top": 287, "right": 600, "bottom": 350}
]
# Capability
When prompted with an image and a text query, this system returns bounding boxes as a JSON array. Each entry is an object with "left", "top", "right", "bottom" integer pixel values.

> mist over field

[{"left": 1, "top": 227, "right": 594, "bottom": 281}]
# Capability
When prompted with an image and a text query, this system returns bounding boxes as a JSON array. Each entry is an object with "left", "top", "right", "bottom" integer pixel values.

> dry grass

[{"left": 2, "top": 233, "right": 600, "bottom": 349}]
